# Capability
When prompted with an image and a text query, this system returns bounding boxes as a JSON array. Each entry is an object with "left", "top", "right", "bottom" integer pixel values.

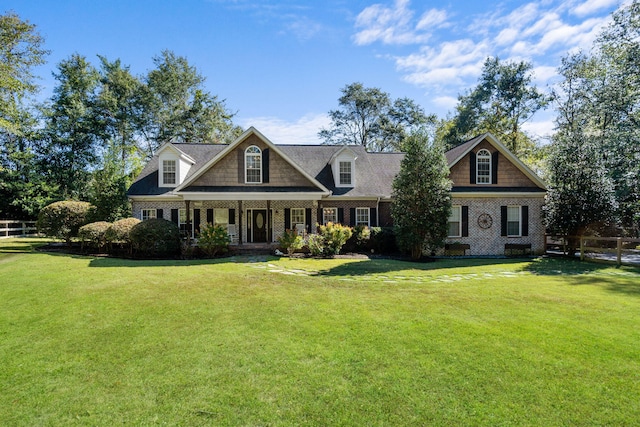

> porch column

[
  {"left": 238, "top": 200, "right": 243, "bottom": 245},
  {"left": 266, "top": 200, "right": 271, "bottom": 242},
  {"left": 185, "top": 200, "right": 191, "bottom": 243}
]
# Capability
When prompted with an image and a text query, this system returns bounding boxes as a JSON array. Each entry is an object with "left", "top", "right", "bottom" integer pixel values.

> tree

[
  {"left": 319, "top": 82, "right": 435, "bottom": 152},
  {"left": 0, "top": 12, "right": 51, "bottom": 219},
  {"left": 391, "top": 131, "right": 452, "bottom": 259},
  {"left": 142, "top": 50, "right": 241, "bottom": 155},
  {"left": 441, "top": 57, "right": 550, "bottom": 156},
  {"left": 38, "top": 54, "right": 100, "bottom": 200}
]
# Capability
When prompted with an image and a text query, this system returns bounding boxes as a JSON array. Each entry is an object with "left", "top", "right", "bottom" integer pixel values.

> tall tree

[
  {"left": 391, "top": 131, "right": 452, "bottom": 259},
  {"left": 38, "top": 54, "right": 100, "bottom": 200},
  {"left": 441, "top": 57, "right": 550, "bottom": 156},
  {"left": 0, "top": 12, "right": 51, "bottom": 219},
  {"left": 319, "top": 82, "right": 435, "bottom": 152},
  {"left": 142, "top": 50, "right": 241, "bottom": 155}
]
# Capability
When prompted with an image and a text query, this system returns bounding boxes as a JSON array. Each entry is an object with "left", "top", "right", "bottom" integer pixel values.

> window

[
  {"left": 291, "top": 208, "right": 305, "bottom": 227},
  {"left": 141, "top": 209, "right": 157, "bottom": 221},
  {"left": 245, "top": 146, "right": 262, "bottom": 184},
  {"left": 214, "top": 208, "right": 229, "bottom": 226},
  {"left": 339, "top": 161, "right": 352, "bottom": 186},
  {"left": 507, "top": 206, "right": 521, "bottom": 236},
  {"left": 323, "top": 207, "right": 337, "bottom": 225},
  {"left": 355, "top": 207, "right": 369, "bottom": 226},
  {"left": 448, "top": 206, "right": 461, "bottom": 237},
  {"left": 476, "top": 149, "right": 491, "bottom": 184},
  {"left": 162, "top": 160, "right": 176, "bottom": 185},
  {"left": 178, "top": 209, "right": 194, "bottom": 235}
]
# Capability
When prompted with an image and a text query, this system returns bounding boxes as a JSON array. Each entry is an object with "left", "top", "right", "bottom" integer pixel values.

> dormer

[
  {"left": 330, "top": 146, "right": 358, "bottom": 188},
  {"left": 157, "top": 143, "right": 196, "bottom": 188}
]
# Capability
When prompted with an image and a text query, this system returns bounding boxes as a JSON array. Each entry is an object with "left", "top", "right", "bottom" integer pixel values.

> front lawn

[{"left": 1, "top": 238, "right": 639, "bottom": 425}]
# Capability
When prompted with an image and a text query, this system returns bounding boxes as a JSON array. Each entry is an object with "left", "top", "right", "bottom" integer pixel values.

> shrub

[
  {"left": 130, "top": 218, "right": 181, "bottom": 258},
  {"left": 198, "top": 223, "right": 230, "bottom": 257},
  {"left": 278, "top": 229, "right": 304, "bottom": 255},
  {"left": 105, "top": 217, "right": 141, "bottom": 244},
  {"left": 37, "top": 201, "right": 95, "bottom": 245},
  {"left": 344, "top": 225, "right": 371, "bottom": 252},
  {"left": 370, "top": 227, "right": 398, "bottom": 254},
  {"left": 78, "top": 221, "right": 112, "bottom": 251},
  {"left": 307, "top": 233, "right": 325, "bottom": 256},
  {"left": 312, "top": 222, "right": 353, "bottom": 256}
]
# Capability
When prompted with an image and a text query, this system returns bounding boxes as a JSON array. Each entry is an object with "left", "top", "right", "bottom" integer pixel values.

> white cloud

[
  {"left": 353, "top": 0, "right": 447, "bottom": 45},
  {"left": 239, "top": 113, "right": 330, "bottom": 145},
  {"left": 572, "top": 0, "right": 620, "bottom": 17},
  {"left": 522, "top": 118, "right": 556, "bottom": 140}
]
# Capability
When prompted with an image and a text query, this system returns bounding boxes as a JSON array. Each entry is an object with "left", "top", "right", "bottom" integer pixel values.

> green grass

[{"left": 1, "top": 238, "right": 640, "bottom": 426}]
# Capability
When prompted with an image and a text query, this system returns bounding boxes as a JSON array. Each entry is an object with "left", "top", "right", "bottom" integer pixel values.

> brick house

[{"left": 127, "top": 127, "right": 546, "bottom": 255}]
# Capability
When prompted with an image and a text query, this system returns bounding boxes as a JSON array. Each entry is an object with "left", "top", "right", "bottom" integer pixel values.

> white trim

[
  {"left": 355, "top": 207, "right": 370, "bottom": 226},
  {"left": 452, "top": 192, "right": 546, "bottom": 198},
  {"left": 506, "top": 205, "right": 522, "bottom": 237},
  {"left": 180, "top": 192, "right": 327, "bottom": 201},
  {"left": 141, "top": 209, "right": 157, "bottom": 221},
  {"left": 155, "top": 142, "right": 196, "bottom": 164},
  {"left": 322, "top": 207, "right": 338, "bottom": 225},
  {"left": 244, "top": 145, "right": 262, "bottom": 184},
  {"left": 447, "top": 205, "right": 462, "bottom": 238},
  {"left": 128, "top": 195, "right": 182, "bottom": 201},
  {"left": 476, "top": 149, "right": 491, "bottom": 185}
]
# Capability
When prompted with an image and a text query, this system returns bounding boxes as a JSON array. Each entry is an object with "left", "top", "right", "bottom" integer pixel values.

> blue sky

[{"left": 5, "top": 0, "right": 624, "bottom": 144}]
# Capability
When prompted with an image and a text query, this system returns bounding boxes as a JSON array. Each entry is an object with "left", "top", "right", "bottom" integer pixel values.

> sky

[{"left": 4, "top": 0, "right": 626, "bottom": 144}]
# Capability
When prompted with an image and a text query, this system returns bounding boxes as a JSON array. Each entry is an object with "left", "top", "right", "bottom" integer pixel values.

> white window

[
  {"left": 245, "top": 146, "right": 262, "bottom": 184},
  {"left": 162, "top": 160, "right": 176, "bottom": 185},
  {"left": 355, "top": 208, "right": 369, "bottom": 226},
  {"left": 141, "top": 209, "right": 157, "bottom": 221},
  {"left": 507, "top": 206, "right": 521, "bottom": 237},
  {"left": 179, "top": 209, "right": 195, "bottom": 235},
  {"left": 339, "top": 161, "right": 352, "bottom": 186},
  {"left": 291, "top": 208, "right": 305, "bottom": 227},
  {"left": 323, "top": 207, "right": 337, "bottom": 225},
  {"left": 448, "top": 206, "right": 461, "bottom": 237},
  {"left": 214, "top": 208, "right": 229, "bottom": 226},
  {"left": 476, "top": 149, "right": 491, "bottom": 184}
]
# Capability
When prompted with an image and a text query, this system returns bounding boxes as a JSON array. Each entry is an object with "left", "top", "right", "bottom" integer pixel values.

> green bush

[
  {"left": 370, "top": 227, "right": 398, "bottom": 254},
  {"left": 344, "top": 225, "right": 371, "bottom": 252},
  {"left": 78, "top": 221, "right": 112, "bottom": 251},
  {"left": 197, "top": 223, "right": 230, "bottom": 257},
  {"left": 105, "top": 217, "right": 141, "bottom": 244},
  {"left": 278, "top": 229, "right": 304, "bottom": 255},
  {"left": 130, "top": 218, "right": 181, "bottom": 258},
  {"left": 37, "top": 201, "right": 95, "bottom": 245},
  {"left": 309, "top": 222, "right": 353, "bottom": 256}
]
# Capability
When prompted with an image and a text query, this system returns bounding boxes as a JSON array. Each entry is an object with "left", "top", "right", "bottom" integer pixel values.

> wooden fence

[
  {"left": 545, "top": 234, "right": 640, "bottom": 266},
  {"left": 0, "top": 220, "right": 38, "bottom": 238}
]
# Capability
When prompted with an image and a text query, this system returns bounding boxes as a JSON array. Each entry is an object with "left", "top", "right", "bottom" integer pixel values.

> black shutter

[
  {"left": 262, "top": 148, "right": 269, "bottom": 183},
  {"left": 207, "top": 209, "right": 214, "bottom": 225},
  {"left": 194, "top": 209, "right": 201, "bottom": 235},
  {"left": 284, "top": 208, "right": 291, "bottom": 230},
  {"left": 305, "top": 208, "right": 312, "bottom": 233},
  {"left": 470, "top": 152, "right": 476, "bottom": 184},
  {"left": 338, "top": 208, "right": 344, "bottom": 224},
  {"left": 157, "top": 209, "right": 163, "bottom": 220},
  {"left": 522, "top": 206, "right": 529, "bottom": 236},
  {"left": 229, "top": 209, "right": 236, "bottom": 225},
  {"left": 238, "top": 150, "right": 244, "bottom": 183},
  {"left": 492, "top": 151, "right": 499, "bottom": 184},
  {"left": 370, "top": 207, "right": 377, "bottom": 227},
  {"left": 501, "top": 206, "right": 507, "bottom": 236},
  {"left": 349, "top": 208, "right": 356, "bottom": 226},
  {"left": 171, "top": 209, "right": 179, "bottom": 225},
  {"left": 462, "top": 206, "right": 469, "bottom": 237},
  {"left": 317, "top": 207, "right": 323, "bottom": 227}
]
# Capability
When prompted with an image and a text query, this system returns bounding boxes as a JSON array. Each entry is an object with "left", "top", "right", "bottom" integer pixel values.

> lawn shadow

[{"left": 523, "top": 256, "right": 640, "bottom": 297}]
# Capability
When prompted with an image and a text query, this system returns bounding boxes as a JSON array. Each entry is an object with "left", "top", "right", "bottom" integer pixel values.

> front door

[{"left": 252, "top": 209, "right": 267, "bottom": 243}]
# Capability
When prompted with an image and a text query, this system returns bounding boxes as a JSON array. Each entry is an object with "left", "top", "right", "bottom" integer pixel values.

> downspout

[{"left": 376, "top": 197, "right": 380, "bottom": 227}]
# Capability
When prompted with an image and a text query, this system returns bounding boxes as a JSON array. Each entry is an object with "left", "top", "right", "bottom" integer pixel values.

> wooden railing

[
  {"left": 545, "top": 234, "right": 640, "bottom": 266},
  {"left": 0, "top": 220, "right": 38, "bottom": 238}
]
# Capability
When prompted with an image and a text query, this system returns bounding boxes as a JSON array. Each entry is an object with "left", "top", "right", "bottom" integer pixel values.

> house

[{"left": 127, "top": 127, "right": 546, "bottom": 255}]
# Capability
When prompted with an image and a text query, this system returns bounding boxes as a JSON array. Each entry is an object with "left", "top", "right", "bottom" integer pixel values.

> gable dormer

[
  {"left": 157, "top": 143, "right": 195, "bottom": 188},
  {"left": 330, "top": 146, "right": 358, "bottom": 188}
]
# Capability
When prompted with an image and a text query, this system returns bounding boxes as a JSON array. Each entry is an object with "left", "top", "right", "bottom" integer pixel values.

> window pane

[
  {"left": 291, "top": 208, "right": 305, "bottom": 225},
  {"left": 246, "top": 146, "right": 262, "bottom": 183},
  {"left": 163, "top": 160, "right": 176, "bottom": 184},
  {"left": 476, "top": 150, "right": 491, "bottom": 184},
  {"left": 141, "top": 209, "right": 156, "bottom": 221},
  {"left": 323, "top": 208, "right": 337, "bottom": 224},
  {"left": 507, "top": 206, "right": 520, "bottom": 236},
  {"left": 339, "top": 161, "right": 352, "bottom": 185},
  {"left": 355, "top": 208, "right": 369, "bottom": 225},
  {"left": 448, "top": 206, "right": 461, "bottom": 237},
  {"left": 214, "top": 208, "right": 228, "bottom": 225}
]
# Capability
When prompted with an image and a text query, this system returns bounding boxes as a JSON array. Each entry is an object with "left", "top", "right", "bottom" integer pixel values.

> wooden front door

[{"left": 251, "top": 209, "right": 267, "bottom": 243}]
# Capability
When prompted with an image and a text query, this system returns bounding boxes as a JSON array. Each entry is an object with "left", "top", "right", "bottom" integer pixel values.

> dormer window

[
  {"left": 162, "top": 160, "right": 176, "bottom": 185},
  {"left": 476, "top": 149, "right": 491, "bottom": 184},
  {"left": 339, "top": 161, "right": 352, "bottom": 185},
  {"left": 245, "top": 146, "right": 262, "bottom": 184}
]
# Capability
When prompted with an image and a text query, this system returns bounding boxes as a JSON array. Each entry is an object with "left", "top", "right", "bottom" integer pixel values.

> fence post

[{"left": 617, "top": 237, "right": 622, "bottom": 266}]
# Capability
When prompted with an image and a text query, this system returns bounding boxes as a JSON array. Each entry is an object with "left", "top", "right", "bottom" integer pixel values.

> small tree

[
  {"left": 37, "top": 201, "right": 95, "bottom": 245},
  {"left": 277, "top": 229, "right": 304, "bottom": 256},
  {"left": 392, "top": 131, "right": 452, "bottom": 259},
  {"left": 129, "top": 218, "right": 181, "bottom": 258},
  {"left": 313, "top": 222, "right": 353, "bottom": 256}
]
